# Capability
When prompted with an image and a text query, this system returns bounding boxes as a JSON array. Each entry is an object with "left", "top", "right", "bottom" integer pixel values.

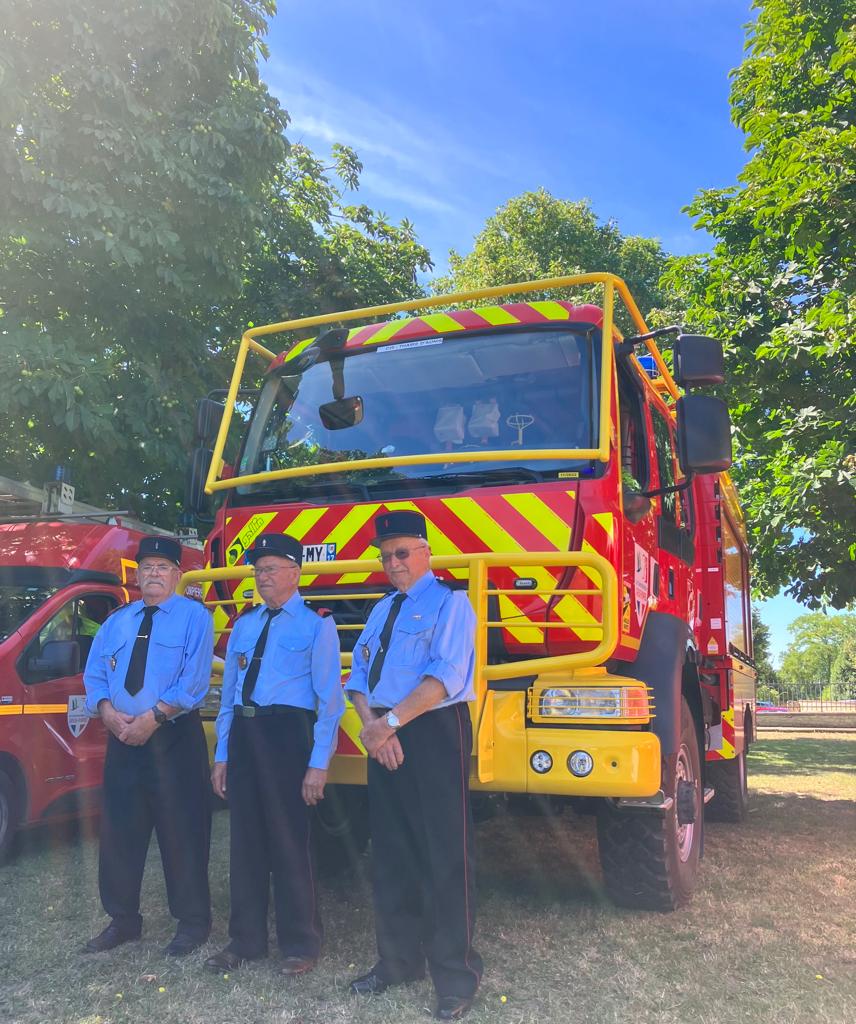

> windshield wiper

[{"left": 426, "top": 467, "right": 545, "bottom": 485}]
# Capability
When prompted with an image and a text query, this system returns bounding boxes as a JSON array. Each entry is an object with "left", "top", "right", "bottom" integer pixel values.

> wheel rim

[{"left": 675, "top": 743, "right": 696, "bottom": 863}]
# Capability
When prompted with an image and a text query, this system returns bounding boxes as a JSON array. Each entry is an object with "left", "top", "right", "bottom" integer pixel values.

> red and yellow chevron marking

[
  {"left": 708, "top": 706, "right": 736, "bottom": 761},
  {"left": 340, "top": 301, "right": 604, "bottom": 352},
  {"left": 219, "top": 486, "right": 615, "bottom": 653}
]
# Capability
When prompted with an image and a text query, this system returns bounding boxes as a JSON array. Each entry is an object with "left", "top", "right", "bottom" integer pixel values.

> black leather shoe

[
  {"left": 83, "top": 922, "right": 141, "bottom": 954},
  {"left": 434, "top": 995, "right": 474, "bottom": 1020},
  {"left": 164, "top": 931, "right": 207, "bottom": 957},
  {"left": 204, "top": 948, "right": 250, "bottom": 973},
  {"left": 349, "top": 970, "right": 389, "bottom": 995}
]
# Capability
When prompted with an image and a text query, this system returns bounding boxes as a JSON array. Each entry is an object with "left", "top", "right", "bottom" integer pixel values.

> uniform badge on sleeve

[
  {"left": 361, "top": 644, "right": 370, "bottom": 661},
  {"left": 238, "top": 654, "right": 248, "bottom": 670},
  {"left": 110, "top": 656, "right": 117, "bottom": 671}
]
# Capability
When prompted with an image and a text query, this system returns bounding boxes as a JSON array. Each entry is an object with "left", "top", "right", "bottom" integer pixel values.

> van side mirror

[
  {"left": 319, "top": 396, "right": 364, "bottom": 430},
  {"left": 195, "top": 398, "right": 225, "bottom": 444},
  {"left": 674, "top": 335, "right": 725, "bottom": 387},
  {"left": 185, "top": 447, "right": 213, "bottom": 515},
  {"left": 676, "top": 395, "right": 732, "bottom": 475}
]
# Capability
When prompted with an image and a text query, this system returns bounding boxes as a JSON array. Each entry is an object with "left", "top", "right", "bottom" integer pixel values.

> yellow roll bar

[{"left": 203, "top": 273, "right": 677, "bottom": 495}]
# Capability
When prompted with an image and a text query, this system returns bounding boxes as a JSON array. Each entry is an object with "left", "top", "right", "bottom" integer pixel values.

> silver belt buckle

[{"left": 242, "top": 705, "right": 255, "bottom": 718}]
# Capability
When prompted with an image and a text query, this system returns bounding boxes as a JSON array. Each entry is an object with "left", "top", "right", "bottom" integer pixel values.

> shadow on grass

[{"left": 749, "top": 736, "right": 856, "bottom": 776}]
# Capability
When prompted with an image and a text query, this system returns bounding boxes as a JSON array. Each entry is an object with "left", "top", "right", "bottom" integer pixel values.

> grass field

[{"left": 1, "top": 731, "right": 853, "bottom": 1024}]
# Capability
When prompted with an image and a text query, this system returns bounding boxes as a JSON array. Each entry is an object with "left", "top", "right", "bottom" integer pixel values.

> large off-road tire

[
  {"left": 311, "top": 784, "right": 370, "bottom": 877},
  {"left": 596, "top": 697, "right": 702, "bottom": 911},
  {"left": 705, "top": 749, "right": 749, "bottom": 822},
  {"left": 0, "top": 771, "right": 20, "bottom": 865}
]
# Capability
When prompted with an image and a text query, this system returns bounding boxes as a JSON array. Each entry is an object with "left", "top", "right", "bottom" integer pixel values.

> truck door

[{"left": 17, "top": 590, "right": 116, "bottom": 817}]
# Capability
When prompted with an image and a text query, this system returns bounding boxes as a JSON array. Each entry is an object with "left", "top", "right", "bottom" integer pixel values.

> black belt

[{"left": 234, "top": 704, "right": 310, "bottom": 719}]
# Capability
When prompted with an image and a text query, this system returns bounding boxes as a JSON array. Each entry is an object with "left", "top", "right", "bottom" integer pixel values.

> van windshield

[
  {"left": 235, "top": 326, "right": 599, "bottom": 503},
  {"left": 0, "top": 577, "right": 60, "bottom": 642}
]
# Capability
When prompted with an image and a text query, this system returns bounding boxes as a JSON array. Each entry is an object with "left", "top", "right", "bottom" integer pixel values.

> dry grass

[{"left": 0, "top": 732, "right": 853, "bottom": 1024}]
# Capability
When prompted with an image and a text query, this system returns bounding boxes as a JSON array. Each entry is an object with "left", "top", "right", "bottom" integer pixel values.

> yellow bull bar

[
  {"left": 202, "top": 272, "right": 680, "bottom": 497},
  {"left": 180, "top": 551, "right": 619, "bottom": 782}
]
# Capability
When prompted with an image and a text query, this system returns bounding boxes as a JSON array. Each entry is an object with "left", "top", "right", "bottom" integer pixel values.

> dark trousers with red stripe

[
  {"left": 368, "top": 702, "right": 482, "bottom": 999},
  {"left": 99, "top": 710, "right": 211, "bottom": 938},
  {"left": 226, "top": 711, "right": 322, "bottom": 959}
]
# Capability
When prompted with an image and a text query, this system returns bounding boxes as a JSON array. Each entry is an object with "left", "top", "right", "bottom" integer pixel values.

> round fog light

[
  {"left": 530, "top": 750, "right": 553, "bottom": 774},
  {"left": 567, "top": 750, "right": 594, "bottom": 777}
]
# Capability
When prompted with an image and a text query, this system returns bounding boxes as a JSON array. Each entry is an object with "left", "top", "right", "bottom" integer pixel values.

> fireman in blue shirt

[
  {"left": 205, "top": 532, "right": 344, "bottom": 977},
  {"left": 82, "top": 535, "right": 213, "bottom": 957},
  {"left": 347, "top": 510, "right": 483, "bottom": 1021}
]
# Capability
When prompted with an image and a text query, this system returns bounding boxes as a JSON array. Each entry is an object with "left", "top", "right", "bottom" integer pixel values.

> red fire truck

[
  {"left": 0, "top": 517, "right": 202, "bottom": 861},
  {"left": 183, "top": 273, "right": 757, "bottom": 909}
]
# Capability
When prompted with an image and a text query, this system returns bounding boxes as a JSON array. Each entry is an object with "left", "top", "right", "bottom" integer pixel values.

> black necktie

[
  {"left": 124, "top": 606, "right": 157, "bottom": 696},
  {"left": 242, "top": 608, "right": 281, "bottom": 706},
  {"left": 367, "top": 592, "right": 406, "bottom": 692}
]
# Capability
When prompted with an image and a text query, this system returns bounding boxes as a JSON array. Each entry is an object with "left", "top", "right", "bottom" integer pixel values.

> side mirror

[
  {"left": 319, "top": 396, "right": 364, "bottom": 430},
  {"left": 185, "top": 447, "right": 213, "bottom": 515},
  {"left": 29, "top": 640, "right": 80, "bottom": 679},
  {"left": 195, "top": 398, "right": 225, "bottom": 444},
  {"left": 676, "top": 395, "right": 732, "bottom": 475},
  {"left": 674, "top": 335, "right": 725, "bottom": 387}
]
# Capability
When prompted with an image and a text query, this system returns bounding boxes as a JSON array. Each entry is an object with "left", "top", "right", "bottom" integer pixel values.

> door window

[{"left": 19, "top": 594, "right": 117, "bottom": 684}]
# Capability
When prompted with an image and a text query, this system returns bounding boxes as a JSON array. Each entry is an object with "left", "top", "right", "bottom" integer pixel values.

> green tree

[
  {"left": 830, "top": 633, "right": 856, "bottom": 699},
  {"left": 779, "top": 612, "right": 856, "bottom": 688},
  {"left": 752, "top": 609, "right": 779, "bottom": 689},
  {"left": 433, "top": 189, "right": 672, "bottom": 333},
  {"left": 663, "top": 0, "right": 856, "bottom": 609},
  {"left": 0, "top": 2, "right": 430, "bottom": 525}
]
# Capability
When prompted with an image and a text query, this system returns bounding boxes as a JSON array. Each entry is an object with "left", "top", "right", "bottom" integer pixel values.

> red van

[{"left": 0, "top": 519, "right": 202, "bottom": 860}]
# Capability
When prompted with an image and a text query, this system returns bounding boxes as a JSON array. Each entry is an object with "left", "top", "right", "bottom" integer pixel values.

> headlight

[
  {"left": 537, "top": 686, "right": 650, "bottom": 719},
  {"left": 530, "top": 750, "right": 553, "bottom": 774}
]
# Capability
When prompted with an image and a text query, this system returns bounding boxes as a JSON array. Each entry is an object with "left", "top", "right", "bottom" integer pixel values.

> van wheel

[
  {"left": 0, "top": 771, "right": 20, "bottom": 865},
  {"left": 311, "top": 784, "right": 369, "bottom": 877},
  {"left": 596, "top": 697, "right": 702, "bottom": 910},
  {"left": 705, "top": 749, "right": 749, "bottom": 822}
]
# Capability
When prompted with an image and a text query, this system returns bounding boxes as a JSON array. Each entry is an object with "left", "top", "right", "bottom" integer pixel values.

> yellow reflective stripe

[
  {"left": 287, "top": 506, "right": 329, "bottom": 540},
  {"left": 477, "top": 306, "right": 519, "bottom": 326},
  {"left": 502, "top": 492, "right": 572, "bottom": 551},
  {"left": 363, "top": 320, "right": 406, "bottom": 346},
  {"left": 529, "top": 300, "right": 572, "bottom": 320},
  {"left": 0, "top": 705, "right": 23, "bottom": 716},
  {"left": 421, "top": 312, "right": 467, "bottom": 333},
  {"left": 284, "top": 336, "right": 314, "bottom": 362},
  {"left": 592, "top": 512, "right": 615, "bottom": 542},
  {"left": 23, "top": 704, "right": 68, "bottom": 714}
]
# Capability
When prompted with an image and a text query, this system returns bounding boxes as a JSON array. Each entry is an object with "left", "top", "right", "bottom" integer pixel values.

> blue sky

[{"left": 261, "top": 0, "right": 835, "bottom": 663}]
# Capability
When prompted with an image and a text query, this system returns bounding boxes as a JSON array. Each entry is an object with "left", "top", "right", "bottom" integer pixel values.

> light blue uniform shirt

[
  {"left": 348, "top": 572, "right": 476, "bottom": 709},
  {"left": 83, "top": 593, "right": 213, "bottom": 717},
  {"left": 215, "top": 592, "right": 344, "bottom": 770}
]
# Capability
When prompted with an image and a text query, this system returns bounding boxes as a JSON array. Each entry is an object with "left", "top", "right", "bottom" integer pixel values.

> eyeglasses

[
  {"left": 380, "top": 546, "right": 427, "bottom": 564},
  {"left": 254, "top": 564, "right": 298, "bottom": 578},
  {"left": 138, "top": 564, "right": 176, "bottom": 577}
]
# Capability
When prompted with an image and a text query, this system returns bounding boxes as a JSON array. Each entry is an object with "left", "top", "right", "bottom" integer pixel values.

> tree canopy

[
  {"left": 779, "top": 611, "right": 856, "bottom": 697},
  {"left": 433, "top": 189, "right": 671, "bottom": 333},
  {"left": 663, "top": 0, "right": 856, "bottom": 609},
  {"left": 0, "top": 1, "right": 429, "bottom": 526}
]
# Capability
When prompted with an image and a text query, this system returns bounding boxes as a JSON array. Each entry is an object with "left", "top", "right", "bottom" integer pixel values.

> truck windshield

[
  {"left": 0, "top": 580, "right": 60, "bottom": 642},
  {"left": 236, "top": 326, "right": 599, "bottom": 502}
]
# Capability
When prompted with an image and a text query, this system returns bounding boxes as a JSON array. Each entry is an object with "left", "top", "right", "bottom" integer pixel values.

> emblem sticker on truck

[{"left": 67, "top": 695, "right": 89, "bottom": 738}]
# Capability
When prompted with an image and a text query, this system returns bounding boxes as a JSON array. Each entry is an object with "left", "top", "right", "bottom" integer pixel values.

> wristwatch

[
  {"left": 385, "top": 711, "right": 401, "bottom": 731},
  {"left": 151, "top": 705, "right": 169, "bottom": 726}
]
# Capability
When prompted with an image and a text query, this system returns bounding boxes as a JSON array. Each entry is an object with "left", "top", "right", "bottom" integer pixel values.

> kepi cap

[
  {"left": 372, "top": 510, "right": 428, "bottom": 546},
  {"left": 247, "top": 532, "right": 303, "bottom": 566},
  {"left": 135, "top": 535, "right": 182, "bottom": 566}
]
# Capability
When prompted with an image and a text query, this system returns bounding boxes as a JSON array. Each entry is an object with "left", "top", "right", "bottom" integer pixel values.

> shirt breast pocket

[
  {"left": 390, "top": 619, "right": 432, "bottom": 668},
  {"left": 276, "top": 634, "right": 313, "bottom": 676},
  {"left": 152, "top": 640, "right": 184, "bottom": 680}
]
